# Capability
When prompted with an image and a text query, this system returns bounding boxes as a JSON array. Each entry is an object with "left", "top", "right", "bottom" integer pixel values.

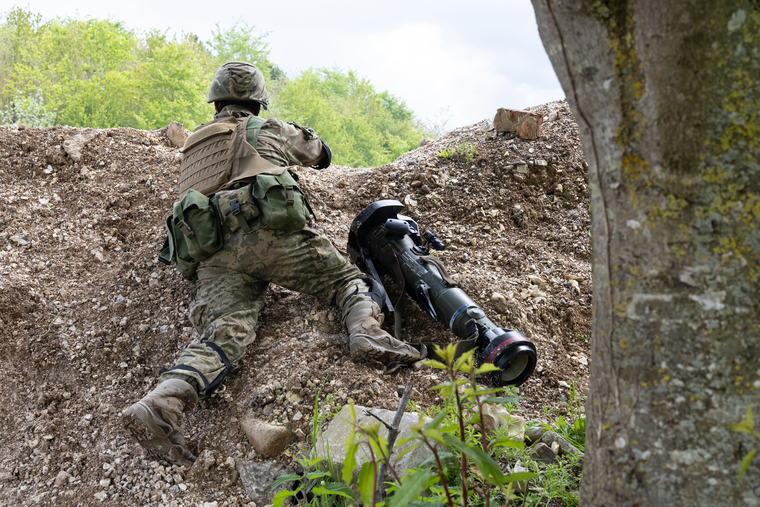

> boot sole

[
  {"left": 350, "top": 335, "right": 418, "bottom": 364},
  {"left": 123, "top": 402, "right": 195, "bottom": 466}
]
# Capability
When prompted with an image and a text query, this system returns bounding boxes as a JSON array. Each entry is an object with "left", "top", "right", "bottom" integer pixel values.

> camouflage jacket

[{"left": 214, "top": 105, "right": 325, "bottom": 168}]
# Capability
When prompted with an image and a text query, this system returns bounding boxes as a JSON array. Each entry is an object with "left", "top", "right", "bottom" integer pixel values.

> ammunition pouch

[
  {"left": 215, "top": 184, "right": 260, "bottom": 234},
  {"left": 253, "top": 171, "right": 312, "bottom": 230},
  {"left": 158, "top": 189, "right": 224, "bottom": 281}
]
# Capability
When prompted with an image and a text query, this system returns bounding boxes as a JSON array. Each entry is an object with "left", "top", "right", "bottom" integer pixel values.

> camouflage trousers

[{"left": 159, "top": 222, "right": 374, "bottom": 396}]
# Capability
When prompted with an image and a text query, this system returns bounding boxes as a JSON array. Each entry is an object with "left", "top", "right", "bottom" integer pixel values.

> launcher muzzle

[{"left": 347, "top": 200, "right": 537, "bottom": 387}]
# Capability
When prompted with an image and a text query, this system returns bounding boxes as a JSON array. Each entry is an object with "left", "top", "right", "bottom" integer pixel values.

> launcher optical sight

[{"left": 347, "top": 200, "right": 537, "bottom": 387}]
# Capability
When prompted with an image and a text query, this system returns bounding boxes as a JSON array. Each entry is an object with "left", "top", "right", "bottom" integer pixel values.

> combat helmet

[{"left": 207, "top": 61, "right": 269, "bottom": 110}]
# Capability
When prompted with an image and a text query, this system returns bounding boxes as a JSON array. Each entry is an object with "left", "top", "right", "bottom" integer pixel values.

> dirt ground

[{"left": 0, "top": 100, "right": 591, "bottom": 506}]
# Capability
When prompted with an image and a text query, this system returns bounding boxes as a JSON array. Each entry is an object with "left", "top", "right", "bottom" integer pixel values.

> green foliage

[
  {"left": 207, "top": 20, "right": 273, "bottom": 77},
  {"left": 0, "top": 7, "right": 426, "bottom": 167},
  {"left": 436, "top": 139, "right": 477, "bottom": 162},
  {"left": 266, "top": 68, "right": 425, "bottom": 167},
  {"left": 1, "top": 89, "right": 55, "bottom": 126},
  {"left": 729, "top": 406, "right": 760, "bottom": 481}
]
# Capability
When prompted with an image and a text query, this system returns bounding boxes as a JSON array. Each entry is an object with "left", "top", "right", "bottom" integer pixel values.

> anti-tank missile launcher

[{"left": 347, "top": 200, "right": 537, "bottom": 387}]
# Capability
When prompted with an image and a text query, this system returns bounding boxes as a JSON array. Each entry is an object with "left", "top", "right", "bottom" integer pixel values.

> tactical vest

[{"left": 179, "top": 115, "right": 288, "bottom": 196}]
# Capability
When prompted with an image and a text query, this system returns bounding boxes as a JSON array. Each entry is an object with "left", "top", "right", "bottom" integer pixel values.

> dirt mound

[{"left": 0, "top": 99, "right": 590, "bottom": 506}]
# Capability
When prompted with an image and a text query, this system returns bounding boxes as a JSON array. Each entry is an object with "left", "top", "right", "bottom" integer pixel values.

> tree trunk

[{"left": 530, "top": 1, "right": 760, "bottom": 505}]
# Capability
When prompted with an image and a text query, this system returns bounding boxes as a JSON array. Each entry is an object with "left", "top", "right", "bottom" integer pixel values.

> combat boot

[
  {"left": 345, "top": 301, "right": 423, "bottom": 364},
  {"left": 122, "top": 379, "right": 198, "bottom": 467}
]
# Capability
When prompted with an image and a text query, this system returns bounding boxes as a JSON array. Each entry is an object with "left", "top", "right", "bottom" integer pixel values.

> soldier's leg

[
  {"left": 124, "top": 269, "right": 267, "bottom": 465},
  {"left": 236, "top": 228, "right": 422, "bottom": 363},
  {"left": 160, "top": 269, "right": 269, "bottom": 395}
]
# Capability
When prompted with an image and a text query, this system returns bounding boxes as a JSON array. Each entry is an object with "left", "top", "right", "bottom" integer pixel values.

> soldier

[{"left": 122, "top": 62, "right": 423, "bottom": 466}]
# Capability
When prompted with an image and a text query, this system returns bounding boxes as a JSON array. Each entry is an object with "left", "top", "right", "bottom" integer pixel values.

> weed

[
  {"left": 729, "top": 406, "right": 759, "bottom": 481},
  {"left": 437, "top": 140, "right": 477, "bottom": 162}
]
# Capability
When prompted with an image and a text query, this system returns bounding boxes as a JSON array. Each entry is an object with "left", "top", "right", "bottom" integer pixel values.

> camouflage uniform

[
  {"left": 158, "top": 104, "right": 377, "bottom": 395},
  {"left": 123, "top": 62, "right": 420, "bottom": 466}
]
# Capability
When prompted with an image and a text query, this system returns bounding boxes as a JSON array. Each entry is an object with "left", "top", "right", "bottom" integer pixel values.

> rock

[
  {"left": 99, "top": 478, "right": 111, "bottom": 488},
  {"left": 569, "top": 279, "right": 581, "bottom": 294},
  {"left": 91, "top": 250, "right": 105, "bottom": 263},
  {"left": 420, "top": 138, "right": 433, "bottom": 147},
  {"left": 420, "top": 185, "right": 431, "bottom": 194},
  {"left": 164, "top": 121, "right": 189, "bottom": 148},
  {"left": 10, "top": 235, "right": 29, "bottom": 246},
  {"left": 493, "top": 108, "right": 543, "bottom": 140},
  {"left": 525, "top": 426, "right": 546, "bottom": 443},
  {"left": 530, "top": 442, "right": 558, "bottom": 464},
  {"left": 0, "top": 472, "right": 15, "bottom": 483},
  {"left": 94, "top": 491, "right": 108, "bottom": 501},
  {"left": 509, "top": 460, "right": 530, "bottom": 494},
  {"left": 315, "top": 405, "right": 433, "bottom": 479},
  {"left": 237, "top": 460, "right": 295, "bottom": 506},
  {"left": 528, "top": 275, "right": 546, "bottom": 288},
  {"left": 63, "top": 130, "right": 97, "bottom": 162},
  {"left": 54, "top": 470, "right": 68, "bottom": 486},
  {"left": 555, "top": 183, "right": 564, "bottom": 194},
  {"left": 239, "top": 416, "right": 295, "bottom": 457},
  {"left": 481, "top": 406, "right": 525, "bottom": 440},
  {"left": 411, "top": 180, "right": 423, "bottom": 188},
  {"left": 535, "top": 159, "right": 548, "bottom": 167},
  {"left": 540, "top": 431, "right": 584, "bottom": 458},
  {"left": 491, "top": 292, "right": 506, "bottom": 303},
  {"left": 515, "top": 163, "right": 529, "bottom": 174}
]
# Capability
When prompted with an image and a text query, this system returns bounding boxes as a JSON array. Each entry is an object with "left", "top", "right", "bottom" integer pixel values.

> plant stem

[
  {"left": 450, "top": 369, "right": 469, "bottom": 507},
  {"left": 423, "top": 437, "right": 455, "bottom": 507},
  {"left": 472, "top": 371, "right": 491, "bottom": 507}
]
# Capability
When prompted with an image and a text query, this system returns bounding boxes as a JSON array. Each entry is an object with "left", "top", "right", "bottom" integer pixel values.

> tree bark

[{"left": 530, "top": 1, "right": 760, "bottom": 505}]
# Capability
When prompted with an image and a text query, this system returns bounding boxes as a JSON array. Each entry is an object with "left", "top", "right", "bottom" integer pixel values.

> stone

[
  {"left": 530, "top": 442, "right": 558, "bottom": 464},
  {"left": 515, "top": 163, "right": 529, "bottom": 174},
  {"left": 315, "top": 405, "right": 433, "bottom": 478},
  {"left": 509, "top": 460, "right": 530, "bottom": 494},
  {"left": 411, "top": 180, "right": 423, "bottom": 188},
  {"left": 54, "top": 470, "right": 68, "bottom": 486},
  {"left": 236, "top": 459, "right": 296, "bottom": 505},
  {"left": 63, "top": 130, "right": 97, "bottom": 162},
  {"left": 164, "top": 121, "right": 189, "bottom": 148},
  {"left": 540, "top": 431, "right": 584, "bottom": 459},
  {"left": 493, "top": 108, "right": 543, "bottom": 140},
  {"left": 481, "top": 406, "right": 525, "bottom": 441},
  {"left": 528, "top": 275, "right": 546, "bottom": 288},
  {"left": 239, "top": 416, "right": 295, "bottom": 457}
]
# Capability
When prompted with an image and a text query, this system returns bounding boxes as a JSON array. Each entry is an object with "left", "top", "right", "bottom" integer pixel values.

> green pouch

[
  {"left": 161, "top": 214, "right": 200, "bottom": 281},
  {"left": 253, "top": 171, "right": 312, "bottom": 230},
  {"left": 215, "top": 184, "right": 260, "bottom": 234}
]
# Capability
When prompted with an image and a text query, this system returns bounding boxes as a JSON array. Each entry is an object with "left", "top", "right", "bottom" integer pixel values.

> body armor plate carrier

[{"left": 179, "top": 115, "right": 287, "bottom": 197}]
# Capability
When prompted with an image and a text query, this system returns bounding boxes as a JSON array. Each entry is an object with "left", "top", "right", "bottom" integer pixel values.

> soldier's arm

[{"left": 282, "top": 121, "right": 332, "bottom": 169}]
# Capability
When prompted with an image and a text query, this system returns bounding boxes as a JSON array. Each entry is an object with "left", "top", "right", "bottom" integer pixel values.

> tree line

[{"left": 0, "top": 7, "right": 428, "bottom": 167}]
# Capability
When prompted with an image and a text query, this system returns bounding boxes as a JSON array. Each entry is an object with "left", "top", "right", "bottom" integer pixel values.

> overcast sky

[{"left": 9, "top": 1, "right": 564, "bottom": 130}]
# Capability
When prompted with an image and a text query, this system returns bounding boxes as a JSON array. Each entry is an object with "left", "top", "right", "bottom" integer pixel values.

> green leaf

[
  {"left": 386, "top": 469, "right": 437, "bottom": 507},
  {"left": 738, "top": 449, "right": 757, "bottom": 482},
  {"left": 270, "top": 474, "right": 301, "bottom": 490},
  {"left": 453, "top": 348, "right": 476, "bottom": 372},
  {"left": 312, "top": 482, "right": 358, "bottom": 501},
  {"left": 483, "top": 396, "right": 521, "bottom": 405},
  {"left": 474, "top": 363, "right": 501, "bottom": 375},
  {"left": 306, "top": 470, "right": 331, "bottom": 481},
  {"left": 357, "top": 461, "right": 376, "bottom": 506},
  {"left": 343, "top": 434, "right": 358, "bottom": 484},
  {"left": 503, "top": 471, "right": 538, "bottom": 483},
  {"left": 730, "top": 406, "right": 755, "bottom": 434},
  {"left": 441, "top": 434, "right": 507, "bottom": 487},
  {"left": 492, "top": 437, "right": 524, "bottom": 450},
  {"left": 423, "top": 412, "right": 448, "bottom": 431},
  {"left": 423, "top": 359, "right": 448, "bottom": 370},
  {"left": 272, "top": 489, "right": 297, "bottom": 507}
]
